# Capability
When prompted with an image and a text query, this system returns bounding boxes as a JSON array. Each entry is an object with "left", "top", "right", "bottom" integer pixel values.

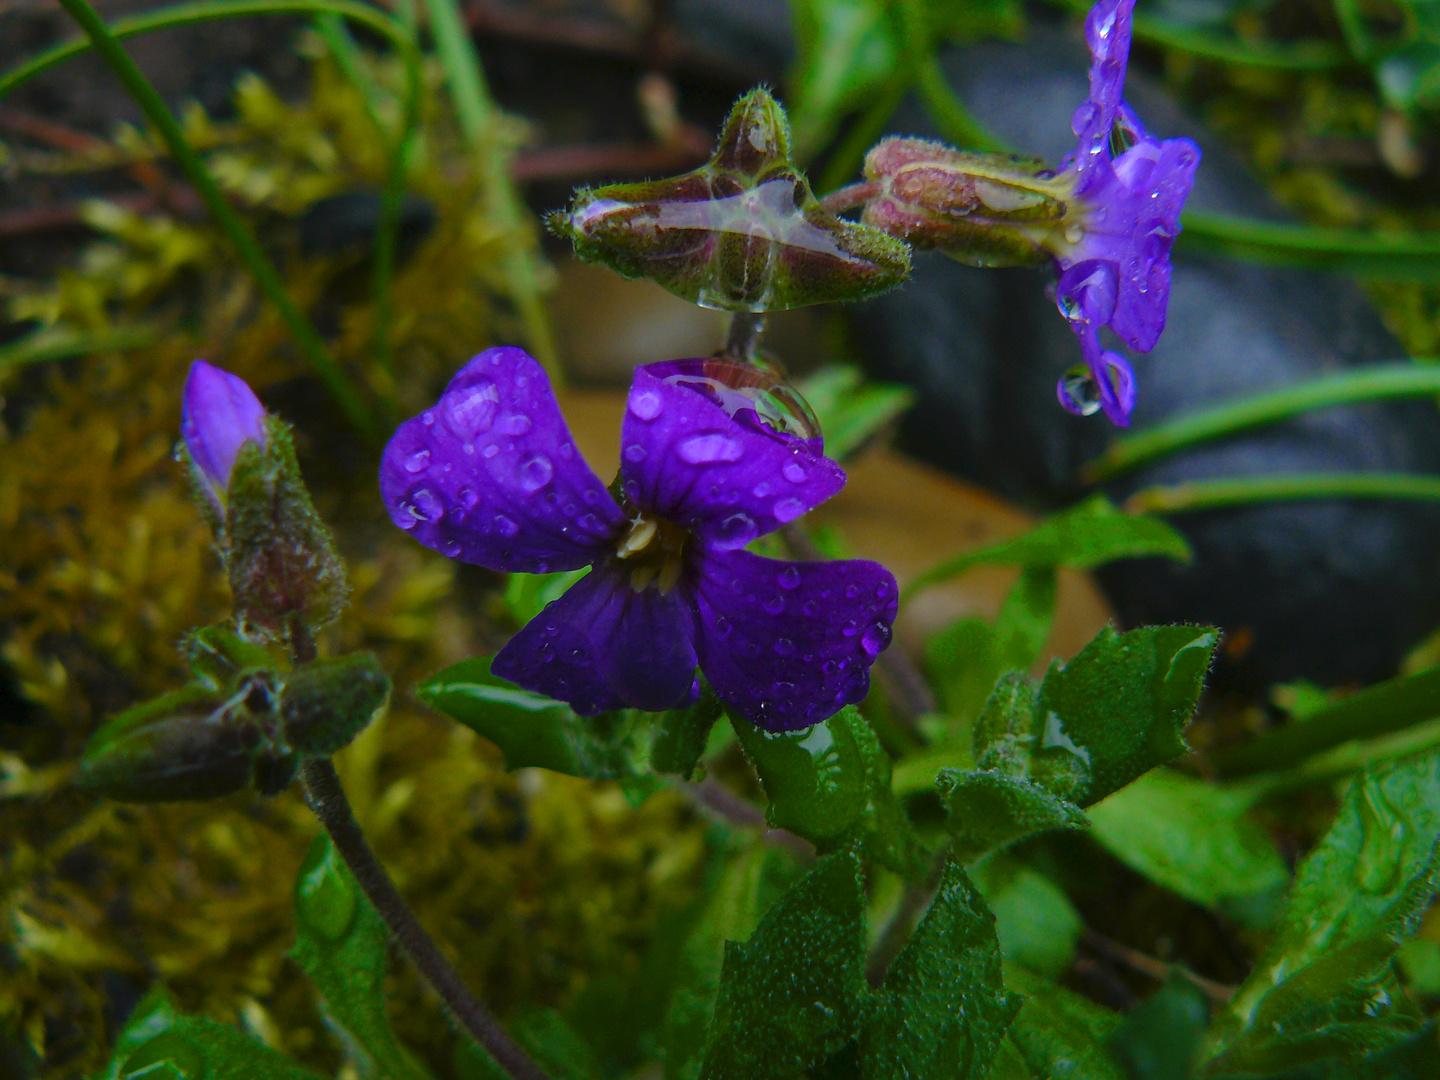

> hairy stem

[
  {"left": 48, "top": 0, "right": 377, "bottom": 442},
  {"left": 816, "top": 181, "right": 879, "bottom": 216},
  {"left": 300, "top": 759, "right": 552, "bottom": 1080}
]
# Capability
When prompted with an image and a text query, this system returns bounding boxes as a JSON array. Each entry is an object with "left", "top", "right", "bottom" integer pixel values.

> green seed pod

[
  {"left": 280, "top": 653, "right": 390, "bottom": 757},
  {"left": 550, "top": 88, "right": 910, "bottom": 311},
  {"left": 77, "top": 674, "right": 290, "bottom": 803}
]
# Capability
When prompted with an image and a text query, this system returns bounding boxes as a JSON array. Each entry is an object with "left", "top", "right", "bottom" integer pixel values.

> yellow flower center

[{"left": 614, "top": 512, "right": 688, "bottom": 594}]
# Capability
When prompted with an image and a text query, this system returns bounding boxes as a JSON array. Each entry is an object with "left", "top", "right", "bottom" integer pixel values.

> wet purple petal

[
  {"left": 689, "top": 548, "right": 898, "bottom": 732},
  {"left": 1070, "top": 0, "right": 1133, "bottom": 191},
  {"left": 182, "top": 360, "right": 267, "bottom": 508},
  {"left": 380, "top": 347, "right": 626, "bottom": 573},
  {"left": 618, "top": 364, "right": 845, "bottom": 550},
  {"left": 493, "top": 566, "right": 698, "bottom": 714}
]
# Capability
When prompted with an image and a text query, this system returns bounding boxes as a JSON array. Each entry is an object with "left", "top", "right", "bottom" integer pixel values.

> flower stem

[
  {"left": 817, "top": 182, "right": 879, "bottom": 216},
  {"left": 1124, "top": 472, "right": 1440, "bottom": 515},
  {"left": 1085, "top": 361, "right": 1440, "bottom": 482},
  {"left": 48, "top": 0, "right": 378, "bottom": 443},
  {"left": 421, "top": 0, "right": 561, "bottom": 384},
  {"left": 299, "top": 759, "right": 553, "bottom": 1080},
  {"left": 721, "top": 313, "right": 764, "bottom": 362}
]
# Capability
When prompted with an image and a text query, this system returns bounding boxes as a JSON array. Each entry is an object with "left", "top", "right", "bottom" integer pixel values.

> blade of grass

[
  {"left": 1086, "top": 363, "right": 1440, "bottom": 482},
  {"left": 420, "top": 0, "right": 560, "bottom": 383},
  {"left": 0, "top": 324, "right": 164, "bottom": 375},
  {"left": 1124, "top": 473, "right": 1440, "bottom": 515}
]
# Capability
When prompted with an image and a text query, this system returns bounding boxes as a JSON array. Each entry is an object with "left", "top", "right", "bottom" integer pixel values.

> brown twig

[
  {"left": 1079, "top": 928, "right": 1235, "bottom": 1003},
  {"left": 511, "top": 138, "right": 708, "bottom": 183}
]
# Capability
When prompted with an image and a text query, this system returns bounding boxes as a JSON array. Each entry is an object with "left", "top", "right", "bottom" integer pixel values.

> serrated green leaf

[
  {"left": 1004, "top": 966, "right": 1126, "bottom": 1080},
  {"left": 698, "top": 847, "right": 868, "bottom": 1080},
  {"left": 938, "top": 768, "right": 1089, "bottom": 862},
  {"left": 418, "top": 657, "right": 633, "bottom": 778},
  {"left": 652, "top": 688, "right": 724, "bottom": 780},
  {"left": 95, "top": 985, "right": 182, "bottom": 1080},
  {"left": 117, "top": 1018, "right": 323, "bottom": 1080},
  {"left": 797, "top": 365, "right": 915, "bottom": 461},
  {"left": 907, "top": 496, "right": 1191, "bottom": 600},
  {"left": 660, "top": 844, "right": 791, "bottom": 1080},
  {"left": 1036, "top": 625, "right": 1218, "bottom": 807},
  {"left": 972, "top": 857, "right": 1082, "bottom": 980},
  {"left": 859, "top": 859, "right": 1020, "bottom": 1078},
  {"left": 1108, "top": 976, "right": 1209, "bottom": 1080},
  {"left": 1087, "top": 770, "right": 1288, "bottom": 909},
  {"left": 1207, "top": 752, "right": 1440, "bottom": 1075},
  {"left": 288, "top": 834, "right": 431, "bottom": 1080}
]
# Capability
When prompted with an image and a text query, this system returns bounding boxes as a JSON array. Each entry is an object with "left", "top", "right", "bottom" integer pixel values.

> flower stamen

[{"left": 615, "top": 512, "right": 688, "bottom": 595}]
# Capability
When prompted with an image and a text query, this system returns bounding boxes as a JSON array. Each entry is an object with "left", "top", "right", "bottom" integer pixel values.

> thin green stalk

[
  {"left": 914, "top": 53, "right": 1004, "bottom": 152},
  {"left": 1178, "top": 209, "right": 1440, "bottom": 281},
  {"left": 420, "top": 0, "right": 560, "bottom": 383},
  {"left": 1125, "top": 472, "right": 1440, "bottom": 515},
  {"left": 1087, "top": 362, "right": 1440, "bottom": 481},
  {"left": 816, "top": 69, "right": 914, "bottom": 193},
  {"left": 37, "top": 0, "right": 381, "bottom": 442},
  {"left": 0, "top": 0, "right": 415, "bottom": 100},
  {"left": 0, "top": 324, "right": 163, "bottom": 375}
]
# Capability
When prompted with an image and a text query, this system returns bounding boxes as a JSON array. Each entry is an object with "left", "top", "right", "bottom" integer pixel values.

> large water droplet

[
  {"left": 410, "top": 488, "right": 443, "bottom": 522},
  {"left": 679, "top": 432, "right": 744, "bottom": 464},
  {"left": 782, "top": 460, "right": 807, "bottom": 484},
  {"left": 778, "top": 565, "right": 801, "bottom": 590},
  {"left": 649, "top": 358, "right": 822, "bottom": 446},
  {"left": 629, "top": 390, "right": 663, "bottom": 420},
  {"left": 861, "top": 622, "right": 892, "bottom": 657},
  {"left": 773, "top": 497, "right": 805, "bottom": 523},
  {"left": 494, "top": 514, "right": 520, "bottom": 537},
  {"left": 518, "top": 453, "right": 554, "bottom": 492},
  {"left": 1057, "top": 365, "right": 1102, "bottom": 417},
  {"left": 403, "top": 448, "right": 430, "bottom": 474},
  {"left": 443, "top": 376, "right": 499, "bottom": 438}
]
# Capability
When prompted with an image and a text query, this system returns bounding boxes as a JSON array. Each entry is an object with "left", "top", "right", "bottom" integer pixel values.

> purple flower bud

[{"left": 181, "top": 360, "right": 267, "bottom": 510}]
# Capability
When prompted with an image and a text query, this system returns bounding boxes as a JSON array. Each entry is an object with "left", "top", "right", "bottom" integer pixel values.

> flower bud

[
  {"left": 860, "top": 137, "right": 1067, "bottom": 266},
  {"left": 180, "top": 360, "right": 267, "bottom": 516},
  {"left": 549, "top": 89, "right": 910, "bottom": 311},
  {"left": 183, "top": 625, "right": 275, "bottom": 691},
  {"left": 279, "top": 654, "right": 390, "bottom": 757}
]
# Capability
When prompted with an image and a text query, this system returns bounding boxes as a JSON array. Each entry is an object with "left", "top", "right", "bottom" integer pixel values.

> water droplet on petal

[
  {"left": 714, "top": 614, "right": 732, "bottom": 638},
  {"left": 861, "top": 622, "right": 892, "bottom": 657},
  {"left": 629, "top": 390, "right": 663, "bottom": 420},
  {"left": 494, "top": 514, "right": 520, "bottom": 537},
  {"left": 841, "top": 619, "right": 860, "bottom": 638},
  {"left": 876, "top": 579, "right": 892, "bottom": 599},
  {"left": 501, "top": 413, "right": 533, "bottom": 436},
  {"left": 443, "top": 539, "right": 462, "bottom": 558},
  {"left": 483, "top": 444, "right": 500, "bottom": 459},
  {"left": 422, "top": 410, "right": 436, "bottom": 427},
  {"left": 803, "top": 599, "right": 820, "bottom": 616},
  {"left": 403, "top": 448, "right": 430, "bottom": 473},
  {"left": 716, "top": 512, "right": 758, "bottom": 547},
  {"left": 763, "top": 595, "right": 785, "bottom": 616},
  {"left": 624, "top": 444, "right": 647, "bottom": 463},
  {"left": 773, "top": 497, "right": 805, "bottom": 523},
  {"left": 652, "top": 358, "right": 822, "bottom": 445},
  {"left": 1057, "top": 365, "right": 1102, "bottom": 417},
  {"left": 753, "top": 481, "right": 772, "bottom": 498},
  {"left": 460, "top": 487, "right": 480, "bottom": 510},
  {"left": 782, "top": 461, "right": 806, "bottom": 484},
  {"left": 773, "top": 638, "right": 795, "bottom": 656},
  {"left": 778, "top": 565, "right": 801, "bottom": 590},
  {"left": 410, "top": 488, "right": 443, "bottom": 522},
  {"left": 443, "top": 376, "right": 499, "bottom": 438},
  {"left": 518, "top": 453, "right": 554, "bottom": 492},
  {"left": 679, "top": 432, "right": 744, "bottom": 464}
]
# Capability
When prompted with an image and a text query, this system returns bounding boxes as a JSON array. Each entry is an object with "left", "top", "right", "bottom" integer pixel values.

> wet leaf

[
  {"left": 1207, "top": 752, "right": 1440, "bottom": 1074},
  {"left": 289, "top": 835, "right": 431, "bottom": 1080},
  {"left": 652, "top": 687, "right": 724, "bottom": 781},
  {"left": 418, "top": 657, "right": 634, "bottom": 778},
  {"left": 116, "top": 1018, "right": 323, "bottom": 1079},
  {"left": 797, "top": 365, "right": 915, "bottom": 462},
  {"left": 1087, "top": 770, "right": 1287, "bottom": 909},
  {"left": 511, "top": 1010, "right": 603, "bottom": 1080},
  {"left": 1004, "top": 966, "right": 1126, "bottom": 1080},
  {"left": 938, "top": 768, "right": 1088, "bottom": 863},
  {"left": 972, "top": 857, "right": 1083, "bottom": 979},
  {"left": 1108, "top": 976, "right": 1210, "bottom": 1080},
  {"left": 698, "top": 847, "right": 867, "bottom": 1080},
  {"left": 96, "top": 986, "right": 183, "bottom": 1080},
  {"left": 859, "top": 859, "right": 1020, "bottom": 1078}
]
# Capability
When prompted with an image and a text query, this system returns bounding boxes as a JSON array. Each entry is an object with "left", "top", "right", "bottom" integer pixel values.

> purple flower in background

[
  {"left": 1050, "top": 0, "right": 1200, "bottom": 425},
  {"left": 182, "top": 359, "right": 268, "bottom": 511},
  {"left": 381, "top": 347, "right": 898, "bottom": 731}
]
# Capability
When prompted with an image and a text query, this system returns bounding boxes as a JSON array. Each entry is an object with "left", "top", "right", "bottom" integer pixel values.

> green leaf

[
  {"left": 1207, "top": 752, "right": 1440, "bottom": 1075},
  {"left": 512, "top": 1010, "right": 603, "bottom": 1080},
  {"left": 938, "top": 769, "right": 1089, "bottom": 863},
  {"left": 289, "top": 834, "right": 431, "bottom": 1080},
  {"left": 797, "top": 365, "right": 915, "bottom": 461},
  {"left": 788, "top": 0, "right": 900, "bottom": 158},
  {"left": 418, "top": 657, "right": 633, "bottom": 778},
  {"left": 698, "top": 847, "right": 868, "bottom": 1080},
  {"left": 504, "top": 569, "right": 586, "bottom": 626},
  {"left": 660, "top": 843, "right": 788, "bottom": 1080},
  {"left": 652, "top": 687, "right": 724, "bottom": 781},
  {"left": 972, "top": 857, "right": 1082, "bottom": 980},
  {"left": 1107, "top": 976, "right": 1209, "bottom": 1080},
  {"left": 733, "top": 707, "right": 927, "bottom": 877},
  {"left": 95, "top": 985, "right": 182, "bottom": 1080},
  {"left": 1035, "top": 625, "right": 1218, "bottom": 807},
  {"left": 859, "top": 859, "right": 1020, "bottom": 1078},
  {"left": 1004, "top": 966, "right": 1126, "bottom": 1080},
  {"left": 906, "top": 496, "right": 1191, "bottom": 600},
  {"left": 1087, "top": 770, "right": 1288, "bottom": 909},
  {"left": 117, "top": 1018, "right": 323, "bottom": 1080}
]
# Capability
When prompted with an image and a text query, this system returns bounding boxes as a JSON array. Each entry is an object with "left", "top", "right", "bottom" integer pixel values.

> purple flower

[
  {"left": 381, "top": 347, "right": 898, "bottom": 732},
  {"left": 182, "top": 360, "right": 268, "bottom": 511},
  {"left": 1049, "top": 0, "right": 1200, "bottom": 425}
]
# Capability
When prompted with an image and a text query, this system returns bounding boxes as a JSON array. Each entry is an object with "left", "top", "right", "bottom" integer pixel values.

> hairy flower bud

[
  {"left": 549, "top": 88, "right": 910, "bottom": 311},
  {"left": 180, "top": 359, "right": 268, "bottom": 515},
  {"left": 861, "top": 137, "right": 1067, "bottom": 266},
  {"left": 280, "top": 654, "right": 390, "bottom": 757}
]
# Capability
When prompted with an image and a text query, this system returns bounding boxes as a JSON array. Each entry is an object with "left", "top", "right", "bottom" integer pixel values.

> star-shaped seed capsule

[{"left": 548, "top": 89, "right": 911, "bottom": 312}]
